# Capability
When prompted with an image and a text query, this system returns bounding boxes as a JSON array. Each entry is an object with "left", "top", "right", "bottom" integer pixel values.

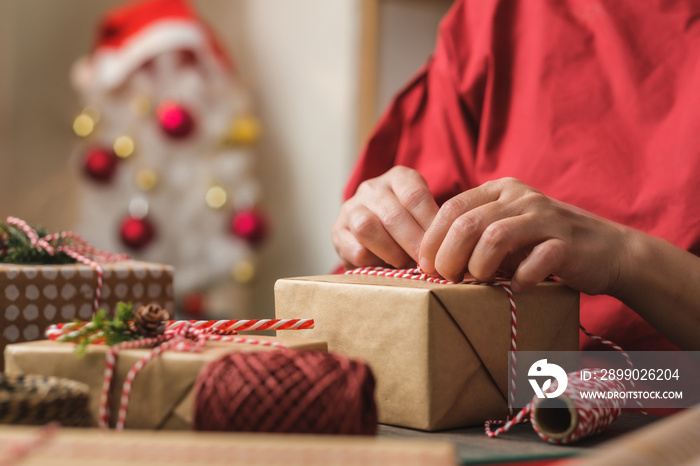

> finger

[
  {"left": 346, "top": 205, "right": 414, "bottom": 268},
  {"left": 367, "top": 194, "right": 428, "bottom": 263},
  {"left": 467, "top": 213, "right": 567, "bottom": 282},
  {"left": 510, "top": 239, "right": 567, "bottom": 292},
  {"left": 356, "top": 169, "right": 434, "bottom": 262},
  {"left": 431, "top": 203, "right": 505, "bottom": 282},
  {"left": 332, "top": 227, "right": 385, "bottom": 268},
  {"left": 389, "top": 169, "right": 439, "bottom": 231},
  {"left": 420, "top": 181, "right": 503, "bottom": 275}
]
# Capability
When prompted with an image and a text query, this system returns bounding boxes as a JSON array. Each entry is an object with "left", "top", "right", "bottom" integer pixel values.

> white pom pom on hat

[{"left": 72, "top": 0, "right": 232, "bottom": 92}]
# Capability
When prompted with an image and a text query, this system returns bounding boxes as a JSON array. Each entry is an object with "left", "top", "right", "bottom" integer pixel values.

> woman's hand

[
  {"left": 335, "top": 173, "right": 700, "bottom": 348},
  {"left": 332, "top": 166, "right": 439, "bottom": 269},
  {"left": 418, "top": 177, "right": 631, "bottom": 295}
]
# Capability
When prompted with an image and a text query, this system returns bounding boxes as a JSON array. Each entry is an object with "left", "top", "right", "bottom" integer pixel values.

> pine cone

[{"left": 133, "top": 304, "right": 169, "bottom": 337}]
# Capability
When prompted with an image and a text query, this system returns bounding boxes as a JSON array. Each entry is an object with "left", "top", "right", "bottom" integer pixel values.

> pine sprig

[
  {"left": 63, "top": 302, "right": 143, "bottom": 356},
  {"left": 0, "top": 221, "right": 76, "bottom": 265}
]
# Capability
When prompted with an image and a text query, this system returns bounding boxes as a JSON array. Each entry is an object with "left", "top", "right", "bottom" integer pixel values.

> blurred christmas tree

[{"left": 71, "top": 0, "right": 268, "bottom": 319}]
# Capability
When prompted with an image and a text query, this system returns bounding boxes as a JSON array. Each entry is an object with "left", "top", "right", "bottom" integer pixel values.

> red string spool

[{"left": 193, "top": 350, "right": 378, "bottom": 435}]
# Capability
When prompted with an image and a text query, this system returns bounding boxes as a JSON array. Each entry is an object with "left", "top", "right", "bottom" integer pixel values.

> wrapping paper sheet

[{"left": 0, "top": 426, "right": 455, "bottom": 465}]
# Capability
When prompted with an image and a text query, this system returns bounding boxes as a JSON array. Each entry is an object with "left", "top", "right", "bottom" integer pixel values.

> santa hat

[{"left": 73, "top": 0, "right": 232, "bottom": 91}]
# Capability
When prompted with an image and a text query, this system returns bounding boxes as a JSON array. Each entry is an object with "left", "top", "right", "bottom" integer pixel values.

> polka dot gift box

[{"left": 0, "top": 261, "right": 174, "bottom": 370}]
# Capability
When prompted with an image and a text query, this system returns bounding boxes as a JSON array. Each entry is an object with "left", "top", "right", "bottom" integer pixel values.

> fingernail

[
  {"left": 510, "top": 279, "right": 522, "bottom": 293},
  {"left": 418, "top": 256, "right": 432, "bottom": 274}
]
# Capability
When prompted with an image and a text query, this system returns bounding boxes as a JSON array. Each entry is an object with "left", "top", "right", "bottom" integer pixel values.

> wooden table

[{"left": 378, "top": 412, "right": 659, "bottom": 465}]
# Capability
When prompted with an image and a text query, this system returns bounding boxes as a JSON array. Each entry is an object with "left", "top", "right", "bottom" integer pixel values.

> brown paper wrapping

[
  {"left": 0, "top": 426, "right": 455, "bottom": 466},
  {"left": 0, "top": 260, "right": 174, "bottom": 370},
  {"left": 4, "top": 337, "right": 327, "bottom": 430},
  {"left": 274, "top": 274, "right": 580, "bottom": 431}
]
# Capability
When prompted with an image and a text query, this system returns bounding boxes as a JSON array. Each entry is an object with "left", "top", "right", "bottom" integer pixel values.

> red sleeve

[{"left": 343, "top": 0, "right": 483, "bottom": 206}]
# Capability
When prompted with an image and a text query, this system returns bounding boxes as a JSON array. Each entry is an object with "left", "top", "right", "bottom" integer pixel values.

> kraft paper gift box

[
  {"left": 0, "top": 261, "right": 174, "bottom": 370},
  {"left": 4, "top": 336, "right": 327, "bottom": 430},
  {"left": 0, "top": 427, "right": 456, "bottom": 466},
  {"left": 274, "top": 274, "right": 580, "bottom": 431}
]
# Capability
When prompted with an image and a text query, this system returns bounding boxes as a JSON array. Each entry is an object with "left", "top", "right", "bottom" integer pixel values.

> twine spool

[
  {"left": 487, "top": 369, "right": 626, "bottom": 444},
  {"left": 0, "top": 373, "right": 92, "bottom": 427},
  {"left": 530, "top": 394, "right": 581, "bottom": 441},
  {"left": 193, "top": 350, "right": 377, "bottom": 435},
  {"left": 530, "top": 369, "right": 625, "bottom": 444}
]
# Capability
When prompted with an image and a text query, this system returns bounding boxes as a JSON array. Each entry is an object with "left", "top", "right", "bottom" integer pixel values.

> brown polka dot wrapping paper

[{"left": 0, "top": 261, "right": 174, "bottom": 370}]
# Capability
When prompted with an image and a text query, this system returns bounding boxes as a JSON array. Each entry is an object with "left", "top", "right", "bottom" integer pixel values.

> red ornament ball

[
  {"left": 181, "top": 291, "right": 207, "bottom": 318},
  {"left": 156, "top": 101, "right": 195, "bottom": 139},
  {"left": 83, "top": 147, "right": 118, "bottom": 183},
  {"left": 119, "top": 215, "right": 156, "bottom": 250},
  {"left": 229, "top": 209, "right": 269, "bottom": 246}
]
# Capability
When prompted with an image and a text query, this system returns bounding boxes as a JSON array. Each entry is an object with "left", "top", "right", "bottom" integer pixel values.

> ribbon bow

[{"left": 3, "top": 216, "right": 130, "bottom": 314}]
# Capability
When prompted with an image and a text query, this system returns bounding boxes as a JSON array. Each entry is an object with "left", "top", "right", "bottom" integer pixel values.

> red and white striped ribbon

[
  {"left": 99, "top": 322, "right": 292, "bottom": 430},
  {"left": 45, "top": 319, "right": 315, "bottom": 343},
  {"left": 166, "top": 318, "right": 315, "bottom": 333},
  {"left": 4, "top": 216, "right": 129, "bottom": 314}
]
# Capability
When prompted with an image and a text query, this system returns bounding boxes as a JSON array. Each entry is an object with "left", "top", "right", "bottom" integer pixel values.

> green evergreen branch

[
  {"left": 0, "top": 221, "right": 76, "bottom": 265},
  {"left": 66, "top": 302, "right": 143, "bottom": 356}
]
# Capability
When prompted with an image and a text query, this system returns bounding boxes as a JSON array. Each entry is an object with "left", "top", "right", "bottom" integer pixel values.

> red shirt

[{"left": 345, "top": 0, "right": 700, "bottom": 351}]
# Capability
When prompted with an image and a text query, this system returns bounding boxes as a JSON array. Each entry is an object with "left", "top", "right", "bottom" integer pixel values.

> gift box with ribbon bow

[
  {"left": 4, "top": 318, "right": 326, "bottom": 430},
  {"left": 0, "top": 218, "right": 173, "bottom": 370},
  {"left": 274, "top": 268, "right": 580, "bottom": 431}
]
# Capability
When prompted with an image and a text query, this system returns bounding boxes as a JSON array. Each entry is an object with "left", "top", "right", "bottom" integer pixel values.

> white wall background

[
  {"left": 376, "top": 0, "right": 453, "bottom": 115},
  {"left": 200, "top": 1, "right": 364, "bottom": 314}
]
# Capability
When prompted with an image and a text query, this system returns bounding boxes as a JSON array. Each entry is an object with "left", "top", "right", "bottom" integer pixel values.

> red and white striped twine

[
  {"left": 485, "top": 369, "right": 627, "bottom": 444},
  {"left": 45, "top": 319, "right": 314, "bottom": 342},
  {"left": 95, "top": 320, "right": 303, "bottom": 430},
  {"left": 5, "top": 216, "right": 129, "bottom": 314},
  {"left": 347, "top": 266, "right": 641, "bottom": 444},
  {"left": 0, "top": 422, "right": 59, "bottom": 466},
  {"left": 579, "top": 325, "right": 646, "bottom": 413},
  {"left": 166, "top": 318, "right": 315, "bottom": 333}
]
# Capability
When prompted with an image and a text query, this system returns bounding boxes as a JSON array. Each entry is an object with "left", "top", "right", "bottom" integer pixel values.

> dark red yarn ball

[{"left": 193, "top": 350, "right": 377, "bottom": 435}]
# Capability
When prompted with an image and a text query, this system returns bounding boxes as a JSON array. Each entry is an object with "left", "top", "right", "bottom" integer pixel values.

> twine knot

[{"left": 3, "top": 216, "right": 130, "bottom": 314}]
